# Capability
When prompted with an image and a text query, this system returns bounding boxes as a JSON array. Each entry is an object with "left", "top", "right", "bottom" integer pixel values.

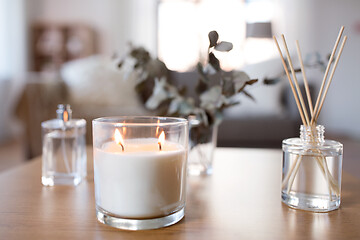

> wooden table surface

[{"left": 1, "top": 147, "right": 360, "bottom": 239}]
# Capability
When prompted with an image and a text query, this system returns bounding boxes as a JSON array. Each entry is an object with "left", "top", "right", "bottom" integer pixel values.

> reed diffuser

[{"left": 274, "top": 26, "right": 347, "bottom": 212}]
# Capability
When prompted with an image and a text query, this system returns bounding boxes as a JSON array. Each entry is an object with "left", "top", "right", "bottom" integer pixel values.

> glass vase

[
  {"left": 188, "top": 118, "right": 218, "bottom": 176},
  {"left": 282, "top": 125, "right": 343, "bottom": 212}
]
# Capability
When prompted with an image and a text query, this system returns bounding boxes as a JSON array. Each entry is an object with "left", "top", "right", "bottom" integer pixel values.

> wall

[
  {"left": 31, "top": 0, "right": 158, "bottom": 56},
  {"left": 0, "top": 0, "right": 27, "bottom": 142},
  {"left": 274, "top": 0, "right": 360, "bottom": 139}
]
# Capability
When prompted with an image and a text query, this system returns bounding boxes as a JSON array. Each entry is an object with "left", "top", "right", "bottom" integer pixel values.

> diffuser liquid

[{"left": 281, "top": 150, "right": 342, "bottom": 212}]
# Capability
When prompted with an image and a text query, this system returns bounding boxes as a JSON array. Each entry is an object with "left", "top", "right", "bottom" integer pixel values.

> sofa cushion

[{"left": 61, "top": 56, "right": 146, "bottom": 113}]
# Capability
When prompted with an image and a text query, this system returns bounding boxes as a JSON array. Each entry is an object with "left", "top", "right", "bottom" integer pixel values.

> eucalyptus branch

[{"left": 117, "top": 31, "right": 258, "bottom": 128}]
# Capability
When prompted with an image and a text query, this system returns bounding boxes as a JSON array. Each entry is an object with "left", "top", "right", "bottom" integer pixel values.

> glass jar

[
  {"left": 282, "top": 125, "right": 343, "bottom": 212},
  {"left": 92, "top": 116, "right": 188, "bottom": 230}
]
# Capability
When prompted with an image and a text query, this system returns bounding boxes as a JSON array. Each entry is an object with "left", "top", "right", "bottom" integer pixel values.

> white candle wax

[{"left": 94, "top": 138, "right": 187, "bottom": 219}]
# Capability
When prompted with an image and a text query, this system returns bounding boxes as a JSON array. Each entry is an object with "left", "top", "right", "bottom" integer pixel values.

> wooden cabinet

[{"left": 31, "top": 23, "right": 96, "bottom": 71}]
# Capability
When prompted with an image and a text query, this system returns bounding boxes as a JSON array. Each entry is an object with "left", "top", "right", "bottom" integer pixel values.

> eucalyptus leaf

[
  {"left": 235, "top": 75, "right": 258, "bottom": 93},
  {"left": 197, "top": 63, "right": 205, "bottom": 78},
  {"left": 119, "top": 57, "right": 137, "bottom": 81},
  {"left": 203, "top": 63, "right": 217, "bottom": 75},
  {"left": 168, "top": 97, "right": 182, "bottom": 115},
  {"left": 222, "top": 78, "right": 235, "bottom": 97},
  {"left": 237, "top": 79, "right": 258, "bottom": 93},
  {"left": 178, "top": 98, "right": 195, "bottom": 116},
  {"left": 232, "top": 71, "right": 250, "bottom": 92},
  {"left": 196, "top": 63, "right": 210, "bottom": 82},
  {"left": 236, "top": 84, "right": 246, "bottom": 93},
  {"left": 208, "top": 31, "right": 219, "bottom": 48},
  {"left": 130, "top": 47, "right": 150, "bottom": 64},
  {"left": 136, "top": 70, "right": 149, "bottom": 85},
  {"left": 145, "top": 59, "right": 168, "bottom": 78},
  {"left": 246, "top": 79, "right": 258, "bottom": 85},
  {"left": 233, "top": 71, "right": 251, "bottom": 82},
  {"left": 221, "top": 100, "right": 240, "bottom": 110},
  {"left": 264, "top": 77, "right": 280, "bottom": 85},
  {"left": 214, "top": 41, "right": 233, "bottom": 52},
  {"left": 200, "top": 86, "right": 222, "bottom": 111},
  {"left": 208, "top": 53, "right": 220, "bottom": 71},
  {"left": 167, "top": 84, "right": 182, "bottom": 98},
  {"left": 145, "top": 77, "right": 168, "bottom": 110}
]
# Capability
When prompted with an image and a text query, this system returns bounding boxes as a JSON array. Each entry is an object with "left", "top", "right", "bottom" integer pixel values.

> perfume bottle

[
  {"left": 41, "top": 104, "right": 87, "bottom": 186},
  {"left": 282, "top": 125, "right": 343, "bottom": 212}
]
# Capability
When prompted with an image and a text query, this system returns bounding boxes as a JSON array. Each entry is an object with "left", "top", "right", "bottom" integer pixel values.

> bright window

[
  {"left": 158, "top": 0, "right": 246, "bottom": 72},
  {"left": 158, "top": 0, "right": 276, "bottom": 72}
]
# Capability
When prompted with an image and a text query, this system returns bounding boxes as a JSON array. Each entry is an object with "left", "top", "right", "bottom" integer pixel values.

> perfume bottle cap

[{"left": 56, "top": 104, "right": 72, "bottom": 122}]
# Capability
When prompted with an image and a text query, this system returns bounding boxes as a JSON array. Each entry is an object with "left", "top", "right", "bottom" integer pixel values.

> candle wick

[
  {"left": 120, "top": 143, "right": 124, "bottom": 152},
  {"left": 158, "top": 142, "right": 162, "bottom": 151}
]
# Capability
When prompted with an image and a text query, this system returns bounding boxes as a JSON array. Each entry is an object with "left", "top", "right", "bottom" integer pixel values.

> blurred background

[{"left": 1, "top": 0, "right": 360, "bottom": 174}]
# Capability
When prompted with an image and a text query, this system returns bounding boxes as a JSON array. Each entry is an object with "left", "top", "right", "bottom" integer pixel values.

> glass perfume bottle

[
  {"left": 41, "top": 104, "right": 87, "bottom": 186},
  {"left": 282, "top": 125, "right": 343, "bottom": 212}
]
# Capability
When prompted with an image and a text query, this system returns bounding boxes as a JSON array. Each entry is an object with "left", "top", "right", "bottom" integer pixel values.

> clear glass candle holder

[
  {"left": 92, "top": 116, "right": 188, "bottom": 230},
  {"left": 282, "top": 125, "right": 343, "bottom": 212}
]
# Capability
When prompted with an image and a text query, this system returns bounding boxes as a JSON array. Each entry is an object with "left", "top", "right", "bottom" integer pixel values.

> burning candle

[{"left": 92, "top": 117, "right": 188, "bottom": 230}]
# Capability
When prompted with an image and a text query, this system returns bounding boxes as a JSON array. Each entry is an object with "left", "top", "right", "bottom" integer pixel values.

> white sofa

[
  {"left": 16, "top": 56, "right": 303, "bottom": 157},
  {"left": 0, "top": 79, "right": 23, "bottom": 143}
]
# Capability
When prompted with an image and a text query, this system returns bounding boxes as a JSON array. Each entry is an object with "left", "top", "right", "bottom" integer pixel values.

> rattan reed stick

[
  {"left": 295, "top": 40, "right": 314, "bottom": 117},
  {"left": 313, "top": 36, "right": 347, "bottom": 122},
  {"left": 273, "top": 36, "right": 307, "bottom": 126},
  {"left": 311, "top": 26, "right": 344, "bottom": 124},
  {"left": 281, "top": 35, "right": 310, "bottom": 126}
]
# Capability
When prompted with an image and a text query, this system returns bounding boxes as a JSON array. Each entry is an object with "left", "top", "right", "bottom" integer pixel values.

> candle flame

[
  {"left": 114, "top": 129, "right": 125, "bottom": 151},
  {"left": 158, "top": 131, "right": 165, "bottom": 151},
  {"left": 63, "top": 111, "right": 68, "bottom": 122}
]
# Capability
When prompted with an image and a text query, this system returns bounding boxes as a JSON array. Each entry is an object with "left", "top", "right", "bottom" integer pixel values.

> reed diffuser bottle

[
  {"left": 274, "top": 26, "right": 347, "bottom": 212},
  {"left": 282, "top": 125, "right": 343, "bottom": 212}
]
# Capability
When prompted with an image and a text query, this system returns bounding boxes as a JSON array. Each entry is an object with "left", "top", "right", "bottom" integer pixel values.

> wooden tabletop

[{"left": 1, "top": 147, "right": 360, "bottom": 239}]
